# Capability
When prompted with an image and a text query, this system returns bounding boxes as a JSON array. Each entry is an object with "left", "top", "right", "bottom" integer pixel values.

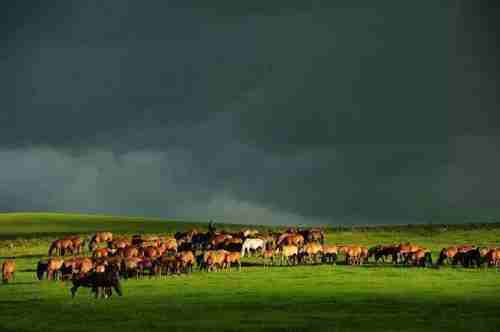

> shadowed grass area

[
  {"left": 1, "top": 265, "right": 500, "bottom": 332},
  {"left": 1, "top": 213, "right": 500, "bottom": 332}
]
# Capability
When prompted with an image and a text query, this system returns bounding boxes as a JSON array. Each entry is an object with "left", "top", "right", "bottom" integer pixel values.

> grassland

[{"left": 1, "top": 213, "right": 500, "bottom": 332}]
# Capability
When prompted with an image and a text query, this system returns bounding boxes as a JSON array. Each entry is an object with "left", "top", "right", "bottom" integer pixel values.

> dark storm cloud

[{"left": 1, "top": 1, "right": 499, "bottom": 224}]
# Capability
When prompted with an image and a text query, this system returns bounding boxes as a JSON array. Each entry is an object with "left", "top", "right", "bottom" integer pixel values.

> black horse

[
  {"left": 453, "top": 248, "right": 481, "bottom": 268},
  {"left": 71, "top": 264, "right": 122, "bottom": 299}
]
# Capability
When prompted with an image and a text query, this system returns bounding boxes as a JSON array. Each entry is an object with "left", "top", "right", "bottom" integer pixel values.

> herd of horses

[{"left": 2, "top": 225, "right": 500, "bottom": 299}]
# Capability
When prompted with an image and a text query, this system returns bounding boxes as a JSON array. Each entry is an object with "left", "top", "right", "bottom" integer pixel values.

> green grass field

[{"left": 1, "top": 213, "right": 500, "bottom": 332}]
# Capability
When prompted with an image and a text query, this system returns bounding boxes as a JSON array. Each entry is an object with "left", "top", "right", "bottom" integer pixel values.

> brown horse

[
  {"left": 321, "top": 244, "right": 338, "bottom": 264},
  {"left": 224, "top": 251, "right": 241, "bottom": 271},
  {"left": 409, "top": 249, "right": 433, "bottom": 267},
  {"left": 121, "top": 257, "right": 142, "bottom": 279},
  {"left": 300, "top": 242, "right": 323, "bottom": 264},
  {"left": 203, "top": 250, "right": 227, "bottom": 272},
  {"left": 397, "top": 243, "right": 423, "bottom": 264},
  {"left": 485, "top": 248, "right": 500, "bottom": 267},
  {"left": 38, "top": 258, "right": 64, "bottom": 280},
  {"left": 93, "top": 248, "right": 110, "bottom": 258},
  {"left": 210, "top": 234, "right": 232, "bottom": 249},
  {"left": 48, "top": 239, "right": 74, "bottom": 256},
  {"left": 278, "top": 234, "right": 305, "bottom": 247},
  {"left": 262, "top": 249, "right": 276, "bottom": 267},
  {"left": 176, "top": 251, "right": 196, "bottom": 273},
  {"left": 277, "top": 245, "right": 299, "bottom": 265},
  {"left": 2, "top": 260, "right": 16, "bottom": 283},
  {"left": 89, "top": 232, "right": 113, "bottom": 251},
  {"left": 64, "top": 236, "right": 84, "bottom": 255},
  {"left": 161, "top": 238, "right": 178, "bottom": 254},
  {"left": 299, "top": 228, "right": 325, "bottom": 244},
  {"left": 109, "top": 238, "right": 130, "bottom": 250},
  {"left": 342, "top": 246, "right": 363, "bottom": 265}
]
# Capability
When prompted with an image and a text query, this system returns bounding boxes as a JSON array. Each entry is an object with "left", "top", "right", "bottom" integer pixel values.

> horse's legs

[
  {"left": 71, "top": 285, "right": 79, "bottom": 298},
  {"left": 114, "top": 284, "right": 122, "bottom": 296}
]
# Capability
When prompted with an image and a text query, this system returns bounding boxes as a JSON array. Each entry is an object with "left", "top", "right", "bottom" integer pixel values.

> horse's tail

[{"left": 240, "top": 244, "right": 246, "bottom": 257}]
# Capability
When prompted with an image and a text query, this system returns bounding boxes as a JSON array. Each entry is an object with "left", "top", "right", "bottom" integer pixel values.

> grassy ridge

[{"left": 1, "top": 213, "right": 500, "bottom": 332}]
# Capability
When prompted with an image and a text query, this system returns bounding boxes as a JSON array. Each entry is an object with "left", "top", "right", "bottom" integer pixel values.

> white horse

[{"left": 241, "top": 238, "right": 265, "bottom": 257}]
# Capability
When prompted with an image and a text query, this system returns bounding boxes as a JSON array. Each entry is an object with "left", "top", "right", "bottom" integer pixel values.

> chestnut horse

[
  {"left": 48, "top": 239, "right": 74, "bottom": 256},
  {"left": 321, "top": 244, "right": 338, "bottom": 264},
  {"left": 2, "top": 260, "right": 16, "bottom": 283}
]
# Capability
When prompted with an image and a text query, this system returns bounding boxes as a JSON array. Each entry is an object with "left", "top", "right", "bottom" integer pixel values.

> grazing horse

[
  {"left": 300, "top": 242, "right": 323, "bottom": 264},
  {"left": 241, "top": 238, "right": 265, "bottom": 257},
  {"left": 48, "top": 239, "right": 74, "bottom": 256},
  {"left": 300, "top": 229, "right": 325, "bottom": 244},
  {"left": 2, "top": 260, "right": 16, "bottom": 283},
  {"left": 409, "top": 249, "right": 433, "bottom": 267},
  {"left": 37, "top": 258, "right": 64, "bottom": 280},
  {"left": 71, "top": 264, "right": 122, "bottom": 299},
  {"left": 321, "top": 245, "right": 338, "bottom": 264},
  {"left": 109, "top": 238, "right": 129, "bottom": 250},
  {"left": 485, "top": 248, "right": 500, "bottom": 267},
  {"left": 154, "top": 255, "right": 180, "bottom": 276},
  {"left": 436, "top": 245, "right": 475, "bottom": 266},
  {"left": 453, "top": 248, "right": 481, "bottom": 268},
  {"left": 396, "top": 243, "right": 422, "bottom": 264},
  {"left": 277, "top": 234, "right": 305, "bottom": 247},
  {"left": 88, "top": 232, "right": 113, "bottom": 251},
  {"left": 162, "top": 238, "right": 178, "bottom": 254},
  {"left": 262, "top": 249, "right": 276, "bottom": 267},
  {"left": 337, "top": 245, "right": 362, "bottom": 265},
  {"left": 224, "top": 252, "right": 242, "bottom": 271},
  {"left": 277, "top": 245, "right": 299, "bottom": 265},
  {"left": 203, "top": 250, "right": 227, "bottom": 272},
  {"left": 368, "top": 245, "right": 398, "bottom": 264},
  {"left": 64, "top": 236, "right": 84, "bottom": 255},
  {"left": 120, "top": 257, "right": 142, "bottom": 279},
  {"left": 210, "top": 234, "right": 232, "bottom": 249},
  {"left": 176, "top": 251, "right": 196, "bottom": 273}
]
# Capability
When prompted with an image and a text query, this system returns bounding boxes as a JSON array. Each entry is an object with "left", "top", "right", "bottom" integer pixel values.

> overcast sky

[{"left": 1, "top": 1, "right": 499, "bottom": 225}]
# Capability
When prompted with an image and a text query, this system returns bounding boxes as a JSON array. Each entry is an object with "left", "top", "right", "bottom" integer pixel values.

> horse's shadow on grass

[
  {"left": 0, "top": 254, "right": 45, "bottom": 260},
  {"left": 1, "top": 281, "right": 37, "bottom": 286}
]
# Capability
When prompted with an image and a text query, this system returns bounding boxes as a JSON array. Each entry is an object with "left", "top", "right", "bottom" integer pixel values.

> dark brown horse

[
  {"left": 71, "top": 264, "right": 122, "bottom": 299},
  {"left": 436, "top": 245, "right": 475, "bottom": 266},
  {"left": 368, "top": 245, "right": 399, "bottom": 264}
]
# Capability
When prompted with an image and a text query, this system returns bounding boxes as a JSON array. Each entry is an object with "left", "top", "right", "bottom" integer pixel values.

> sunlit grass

[{"left": 1, "top": 213, "right": 500, "bottom": 332}]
